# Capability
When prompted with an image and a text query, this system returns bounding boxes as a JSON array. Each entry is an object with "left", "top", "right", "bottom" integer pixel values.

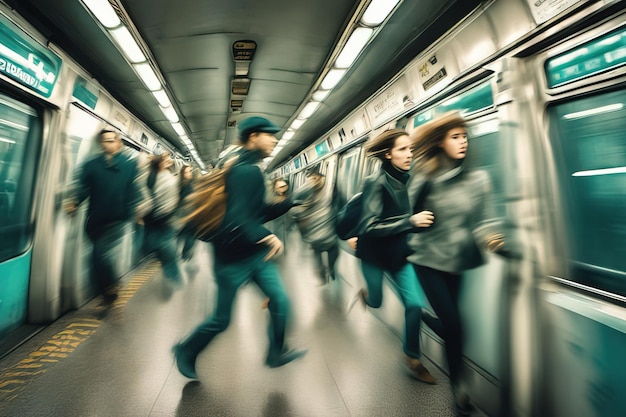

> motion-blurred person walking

[
  {"left": 172, "top": 117, "right": 307, "bottom": 379},
  {"left": 291, "top": 170, "right": 339, "bottom": 284},
  {"left": 142, "top": 152, "right": 183, "bottom": 291},
  {"left": 350, "top": 128, "right": 436, "bottom": 385},
  {"left": 64, "top": 129, "right": 139, "bottom": 311},
  {"left": 406, "top": 112, "right": 506, "bottom": 416}
]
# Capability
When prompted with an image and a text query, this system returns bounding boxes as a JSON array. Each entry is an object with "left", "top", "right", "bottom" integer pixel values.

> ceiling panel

[{"left": 7, "top": 0, "right": 481, "bottom": 166}]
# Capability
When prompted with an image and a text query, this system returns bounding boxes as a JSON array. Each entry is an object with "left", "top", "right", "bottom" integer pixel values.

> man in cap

[{"left": 173, "top": 116, "right": 307, "bottom": 379}]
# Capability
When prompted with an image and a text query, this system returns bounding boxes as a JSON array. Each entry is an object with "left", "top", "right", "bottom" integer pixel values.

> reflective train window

[
  {"left": 336, "top": 147, "right": 362, "bottom": 202},
  {"left": 549, "top": 89, "right": 626, "bottom": 296},
  {"left": 0, "top": 94, "right": 41, "bottom": 262}
]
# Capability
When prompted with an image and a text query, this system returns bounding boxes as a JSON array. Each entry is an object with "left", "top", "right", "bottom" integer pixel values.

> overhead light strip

[
  {"left": 273, "top": 0, "right": 404, "bottom": 159},
  {"left": 80, "top": 0, "right": 206, "bottom": 170}
]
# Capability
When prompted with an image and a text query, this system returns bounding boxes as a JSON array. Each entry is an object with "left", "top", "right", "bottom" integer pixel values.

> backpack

[
  {"left": 181, "top": 156, "right": 237, "bottom": 241},
  {"left": 335, "top": 192, "right": 364, "bottom": 240}
]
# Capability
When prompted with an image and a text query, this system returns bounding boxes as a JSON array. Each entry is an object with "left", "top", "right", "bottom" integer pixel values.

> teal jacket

[
  {"left": 75, "top": 151, "right": 139, "bottom": 239},
  {"left": 212, "top": 149, "right": 292, "bottom": 262}
]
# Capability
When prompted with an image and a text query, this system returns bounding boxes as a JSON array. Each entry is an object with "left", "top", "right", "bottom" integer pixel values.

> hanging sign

[{"left": 0, "top": 14, "right": 62, "bottom": 98}]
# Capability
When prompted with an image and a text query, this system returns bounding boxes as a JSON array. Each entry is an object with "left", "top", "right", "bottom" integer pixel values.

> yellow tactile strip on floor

[{"left": 0, "top": 261, "right": 160, "bottom": 402}]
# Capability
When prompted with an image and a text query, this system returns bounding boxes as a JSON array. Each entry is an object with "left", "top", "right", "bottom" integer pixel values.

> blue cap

[{"left": 238, "top": 116, "right": 281, "bottom": 140}]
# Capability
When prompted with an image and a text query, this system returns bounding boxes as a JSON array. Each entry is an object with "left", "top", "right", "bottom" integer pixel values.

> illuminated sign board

[
  {"left": 0, "top": 14, "right": 62, "bottom": 98},
  {"left": 545, "top": 28, "right": 626, "bottom": 88}
]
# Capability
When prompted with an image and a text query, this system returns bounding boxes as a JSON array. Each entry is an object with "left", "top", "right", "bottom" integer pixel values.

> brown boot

[{"left": 407, "top": 358, "right": 437, "bottom": 385}]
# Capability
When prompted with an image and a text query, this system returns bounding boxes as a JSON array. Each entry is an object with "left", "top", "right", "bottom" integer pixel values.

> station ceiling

[{"left": 7, "top": 0, "right": 482, "bottom": 169}]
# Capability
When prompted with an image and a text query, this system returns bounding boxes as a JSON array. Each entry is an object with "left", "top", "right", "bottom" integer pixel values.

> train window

[
  {"left": 548, "top": 89, "right": 626, "bottom": 296},
  {"left": 466, "top": 117, "right": 506, "bottom": 218},
  {"left": 545, "top": 27, "right": 626, "bottom": 89},
  {"left": 0, "top": 95, "right": 42, "bottom": 262},
  {"left": 336, "top": 147, "right": 362, "bottom": 202}
]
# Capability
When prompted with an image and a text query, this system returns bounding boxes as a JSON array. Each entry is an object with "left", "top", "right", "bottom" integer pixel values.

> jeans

[
  {"left": 179, "top": 251, "right": 291, "bottom": 361},
  {"left": 413, "top": 264, "right": 464, "bottom": 383},
  {"left": 361, "top": 261, "right": 427, "bottom": 358},
  {"left": 144, "top": 222, "right": 182, "bottom": 282}
]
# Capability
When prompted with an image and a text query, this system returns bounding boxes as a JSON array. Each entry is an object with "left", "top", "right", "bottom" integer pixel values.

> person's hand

[
  {"left": 486, "top": 233, "right": 505, "bottom": 252},
  {"left": 347, "top": 237, "right": 358, "bottom": 251},
  {"left": 410, "top": 210, "right": 434, "bottom": 228},
  {"left": 258, "top": 234, "right": 283, "bottom": 260},
  {"left": 64, "top": 201, "right": 77, "bottom": 216}
]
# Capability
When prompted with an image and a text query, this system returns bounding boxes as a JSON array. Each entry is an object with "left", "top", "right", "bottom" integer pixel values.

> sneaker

[
  {"left": 172, "top": 343, "right": 198, "bottom": 379},
  {"left": 265, "top": 349, "right": 307, "bottom": 368}
]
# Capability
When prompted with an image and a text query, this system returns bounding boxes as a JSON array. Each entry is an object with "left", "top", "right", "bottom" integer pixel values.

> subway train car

[
  {"left": 0, "top": 5, "right": 183, "bottom": 351},
  {"left": 271, "top": 1, "right": 626, "bottom": 416}
]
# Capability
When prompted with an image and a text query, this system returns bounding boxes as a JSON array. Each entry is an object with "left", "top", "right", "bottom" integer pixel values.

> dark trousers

[
  {"left": 413, "top": 264, "right": 464, "bottom": 384},
  {"left": 179, "top": 251, "right": 291, "bottom": 362},
  {"left": 90, "top": 222, "right": 125, "bottom": 298},
  {"left": 312, "top": 243, "right": 339, "bottom": 278}
]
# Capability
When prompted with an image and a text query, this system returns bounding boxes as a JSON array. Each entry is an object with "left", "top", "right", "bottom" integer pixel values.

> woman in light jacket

[
  {"left": 143, "top": 152, "right": 182, "bottom": 286},
  {"left": 406, "top": 112, "right": 504, "bottom": 415},
  {"left": 353, "top": 128, "right": 436, "bottom": 384}
]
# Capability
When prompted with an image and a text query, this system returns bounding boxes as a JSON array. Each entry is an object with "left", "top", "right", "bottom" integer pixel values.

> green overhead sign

[
  {"left": 545, "top": 27, "right": 626, "bottom": 88},
  {"left": 0, "top": 14, "right": 62, "bottom": 98}
]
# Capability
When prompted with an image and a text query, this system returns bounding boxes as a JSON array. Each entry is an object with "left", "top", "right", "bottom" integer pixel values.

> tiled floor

[{"left": 0, "top": 238, "right": 461, "bottom": 417}]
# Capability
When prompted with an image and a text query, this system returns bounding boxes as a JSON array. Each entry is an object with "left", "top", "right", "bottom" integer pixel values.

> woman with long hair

[
  {"left": 143, "top": 152, "right": 182, "bottom": 287},
  {"left": 406, "top": 112, "right": 504, "bottom": 415},
  {"left": 351, "top": 128, "right": 436, "bottom": 384}
]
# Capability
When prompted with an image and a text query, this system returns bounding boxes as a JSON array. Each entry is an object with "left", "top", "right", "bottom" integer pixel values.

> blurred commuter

[
  {"left": 178, "top": 165, "right": 196, "bottom": 261},
  {"left": 265, "top": 178, "right": 290, "bottom": 256},
  {"left": 291, "top": 170, "right": 339, "bottom": 283},
  {"left": 406, "top": 112, "right": 504, "bottom": 416},
  {"left": 172, "top": 116, "right": 306, "bottom": 379},
  {"left": 142, "top": 152, "right": 183, "bottom": 288},
  {"left": 350, "top": 128, "right": 436, "bottom": 384},
  {"left": 64, "top": 129, "right": 139, "bottom": 308}
]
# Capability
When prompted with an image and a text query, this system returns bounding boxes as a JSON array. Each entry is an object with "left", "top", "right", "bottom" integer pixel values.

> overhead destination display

[{"left": 0, "top": 14, "right": 62, "bottom": 98}]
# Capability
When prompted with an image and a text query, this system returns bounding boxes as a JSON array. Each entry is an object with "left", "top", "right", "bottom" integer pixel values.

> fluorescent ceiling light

[
  {"left": 161, "top": 106, "right": 179, "bottom": 123},
  {"left": 572, "top": 166, "right": 626, "bottom": 177},
  {"left": 335, "top": 27, "right": 373, "bottom": 68},
  {"left": 151, "top": 90, "right": 172, "bottom": 108},
  {"left": 361, "top": 0, "right": 401, "bottom": 26},
  {"left": 171, "top": 122, "right": 185, "bottom": 135},
  {"left": 321, "top": 69, "right": 346, "bottom": 90},
  {"left": 298, "top": 102, "right": 321, "bottom": 120},
  {"left": 282, "top": 131, "right": 296, "bottom": 140},
  {"left": 110, "top": 26, "right": 146, "bottom": 63},
  {"left": 312, "top": 90, "right": 330, "bottom": 101},
  {"left": 82, "top": 0, "right": 121, "bottom": 28},
  {"left": 290, "top": 119, "right": 306, "bottom": 129},
  {"left": 563, "top": 103, "right": 623, "bottom": 120},
  {"left": 0, "top": 137, "right": 16, "bottom": 144},
  {"left": 133, "top": 63, "right": 161, "bottom": 91}
]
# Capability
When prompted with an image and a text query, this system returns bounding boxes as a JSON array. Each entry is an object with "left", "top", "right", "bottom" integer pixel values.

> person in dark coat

[
  {"left": 65, "top": 129, "right": 139, "bottom": 307},
  {"left": 350, "top": 128, "right": 436, "bottom": 384},
  {"left": 172, "top": 117, "right": 307, "bottom": 379},
  {"left": 406, "top": 112, "right": 505, "bottom": 415}
]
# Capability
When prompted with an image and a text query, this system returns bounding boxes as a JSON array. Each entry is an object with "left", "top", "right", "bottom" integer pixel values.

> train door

[
  {"left": 527, "top": 18, "right": 626, "bottom": 417},
  {"left": 0, "top": 93, "right": 42, "bottom": 340}
]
